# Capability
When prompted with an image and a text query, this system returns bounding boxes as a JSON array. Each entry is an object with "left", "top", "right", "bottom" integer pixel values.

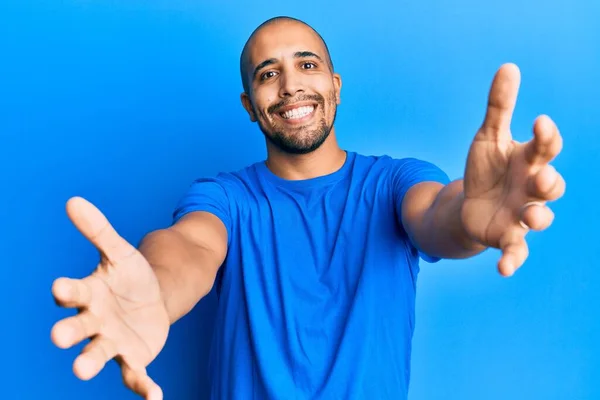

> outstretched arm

[
  {"left": 139, "top": 210, "right": 228, "bottom": 324},
  {"left": 401, "top": 179, "right": 486, "bottom": 260},
  {"left": 51, "top": 197, "right": 229, "bottom": 400},
  {"left": 401, "top": 63, "right": 566, "bottom": 276}
]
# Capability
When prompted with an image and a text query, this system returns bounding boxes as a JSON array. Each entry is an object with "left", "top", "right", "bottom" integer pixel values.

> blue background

[{"left": 2, "top": 0, "right": 598, "bottom": 399}]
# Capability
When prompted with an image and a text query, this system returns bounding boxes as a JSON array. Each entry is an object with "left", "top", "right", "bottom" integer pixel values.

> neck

[{"left": 264, "top": 128, "right": 346, "bottom": 181}]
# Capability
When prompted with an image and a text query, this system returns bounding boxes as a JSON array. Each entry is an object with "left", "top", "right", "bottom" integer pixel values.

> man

[{"left": 51, "top": 16, "right": 565, "bottom": 400}]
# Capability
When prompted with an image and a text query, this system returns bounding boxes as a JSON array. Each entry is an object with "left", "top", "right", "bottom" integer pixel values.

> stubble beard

[{"left": 256, "top": 92, "right": 338, "bottom": 155}]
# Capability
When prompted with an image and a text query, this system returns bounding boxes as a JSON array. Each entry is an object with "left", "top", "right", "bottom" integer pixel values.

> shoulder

[
  {"left": 350, "top": 152, "right": 444, "bottom": 178},
  {"left": 348, "top": 152, "right": 449, "bottom": 196},
  {"left": 348, "top": 151, "right": 396, "bottom": 174},
  {"left": 172, "top": 163, "right": 262, "bottom": 228},
  {"left": 186, "top": 162, "right": 262, "bottom": 194}
]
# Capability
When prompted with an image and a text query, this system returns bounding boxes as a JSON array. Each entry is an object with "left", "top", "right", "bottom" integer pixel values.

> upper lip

[{"left": 276, "top": 101, "right": 318, "bottom": 114}]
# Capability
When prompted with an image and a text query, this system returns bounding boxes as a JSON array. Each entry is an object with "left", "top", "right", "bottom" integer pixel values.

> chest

[{"left": 229, "top": 179, "right": 405, "bottom": 271}]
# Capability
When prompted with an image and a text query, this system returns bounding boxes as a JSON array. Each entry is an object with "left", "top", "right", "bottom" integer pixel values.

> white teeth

[{"left": 281, "top": 105, "right": 314, "bottom": 120}]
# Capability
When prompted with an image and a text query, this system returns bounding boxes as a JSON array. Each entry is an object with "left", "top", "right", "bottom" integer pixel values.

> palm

[
  {"left": 459, "top": 64, "right": 565, "bottom": 276},
  {"left": 462, "top": 138, "right": 518, "bottom": 247},
  {"left": 85, "top": 251, "right": 169, "bottom": 369},
  {"left": 51, "top": 197, "right": 169, "bottom": 399}
]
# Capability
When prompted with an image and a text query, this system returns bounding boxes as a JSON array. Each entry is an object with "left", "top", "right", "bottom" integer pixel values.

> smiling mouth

[{"left": 277, "top": 105, "right": 316, "bottom": 122}]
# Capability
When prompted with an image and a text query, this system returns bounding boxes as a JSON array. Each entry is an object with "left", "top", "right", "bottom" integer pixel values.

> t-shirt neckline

[{"left": 256, "top": 150, "right": 355, "bottom": 189}]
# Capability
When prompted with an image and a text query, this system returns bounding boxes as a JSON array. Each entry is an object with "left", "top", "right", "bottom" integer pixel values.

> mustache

[{"left": 268, "top": 94, "right": 324, "bottom": 114}]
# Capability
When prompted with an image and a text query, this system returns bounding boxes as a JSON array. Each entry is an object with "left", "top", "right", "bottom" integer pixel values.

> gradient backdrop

[{"left": 2, "top": 0, "right": 598, "bottom": 399}]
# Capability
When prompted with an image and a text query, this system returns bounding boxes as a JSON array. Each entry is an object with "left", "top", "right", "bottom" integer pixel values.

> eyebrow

[{"left": 252, "top": 51, "right": 324, "bottom": 80}]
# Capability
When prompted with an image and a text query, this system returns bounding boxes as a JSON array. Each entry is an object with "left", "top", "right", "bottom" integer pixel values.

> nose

[{"left": 278, "top": 70, "right": 304, "bottom": 98}]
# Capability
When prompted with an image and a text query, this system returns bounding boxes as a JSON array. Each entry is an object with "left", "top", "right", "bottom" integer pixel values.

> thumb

[
  {"left": 121, "top": 364, "right": 163, "bottom": 400},
  {"left": 66, "top": 196, "right": 135, "bottom": 263},
  {"left": 479, "top": 63, "right": 521, "bottom": 140}
]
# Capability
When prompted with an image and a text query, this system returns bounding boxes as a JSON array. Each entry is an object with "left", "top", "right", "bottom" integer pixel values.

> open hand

[
  {"left": 461, "top": 63, "right": 566, "bottom": 277},
  {"left": 51, "top": 197, "right": 170, "bottom": 399}
]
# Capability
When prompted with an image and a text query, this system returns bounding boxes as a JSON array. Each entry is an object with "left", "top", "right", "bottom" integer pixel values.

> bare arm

[
  {"left": 138, "top": 211, "right": 228, "bottom": 324},
  {"left": 402, "top": 64, "right": 565, "bottom": 276},
  {"left": 401, "top": 180, "right": 487, "bottom": 260}
]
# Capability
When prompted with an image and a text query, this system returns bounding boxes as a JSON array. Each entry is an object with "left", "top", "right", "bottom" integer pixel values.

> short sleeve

[
  {"left": 390, "top": 157, "right": 450, "bottom": 263},
  {"left": 172, "top": 177, "right": 233, "bottom": 245}
]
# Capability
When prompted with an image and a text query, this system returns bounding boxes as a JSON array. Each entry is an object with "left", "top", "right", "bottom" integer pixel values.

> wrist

[{"left": 458, "top": 194, "right": 488, "bottom": 252}]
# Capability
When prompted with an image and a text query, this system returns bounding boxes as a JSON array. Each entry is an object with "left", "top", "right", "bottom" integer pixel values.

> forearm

[
  {"left": 411, "top": 180, "right": 487, "bottom": 259},
  {"left": 137, "top": 229, "right": 221, "bottom": 324}
]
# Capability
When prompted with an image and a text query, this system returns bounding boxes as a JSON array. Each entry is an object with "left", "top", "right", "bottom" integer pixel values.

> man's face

[{"left": 241, "top": 22, "right": 342, "bottom": 155}]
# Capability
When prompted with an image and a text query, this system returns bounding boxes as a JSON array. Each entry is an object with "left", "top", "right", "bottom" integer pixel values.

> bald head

[{"left": 239, "top": 16, "right": 334, "bottom": 94}]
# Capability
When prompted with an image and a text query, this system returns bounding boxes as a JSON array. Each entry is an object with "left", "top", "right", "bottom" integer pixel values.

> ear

[
  {"left": 240, "top": 92, "right": 257, "bottom": 122},
  {"left": 333, "top": 73, "right": 342, "bottom": 104}
]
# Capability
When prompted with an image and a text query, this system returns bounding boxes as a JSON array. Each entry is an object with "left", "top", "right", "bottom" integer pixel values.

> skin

[
  {"left": 50, "top": 18, "right": 566, "bottom": 400},
  {"left": 402, "top": 64, "right": 565, "bottom": 276},
  {"left": 240, "top": 19, "right": 346, "bottom": 180}
]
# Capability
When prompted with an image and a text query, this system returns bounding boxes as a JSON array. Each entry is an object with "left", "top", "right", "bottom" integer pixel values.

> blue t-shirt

[{"left": 173, "top": 151, "right": 449, "bottom": 400}]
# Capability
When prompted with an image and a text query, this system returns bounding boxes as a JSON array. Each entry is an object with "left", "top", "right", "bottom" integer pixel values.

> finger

[
  {"left": 66, "top": 196, "right": 136, "bottom": 263},
  {"left": 73, "top": 336, "right": 118, "bottom": 381},
  {"left": 52, "top": 277, "right": 92, "bottom": 308},
  {"left": 51, "top": 310, "right": 101, "bottom": 349},
  {"left": 524, "top": 115, "right": 563, "bottom": 165},
  {"left": 498, "top": 229, "right": 529, "bottom": 277},
  {"left": 121, "top": 364, "right": 163, "bottom": 400},
  {"left": 480, "top": 63, "right": 521, "bottom": 139},
  {"left": 520, "top": 203, "right": 555, "bottom": 231},
  {"left": 527, "top": 164, "right": 566, "bottom": 201}
]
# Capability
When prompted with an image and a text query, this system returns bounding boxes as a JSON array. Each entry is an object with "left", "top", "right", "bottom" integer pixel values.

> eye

[
  {"left": 302, "top": 62, "right": 317, "bottom": 69},
  {"left": 260, "top": 71, "right": 278, "bottom": 81}
]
